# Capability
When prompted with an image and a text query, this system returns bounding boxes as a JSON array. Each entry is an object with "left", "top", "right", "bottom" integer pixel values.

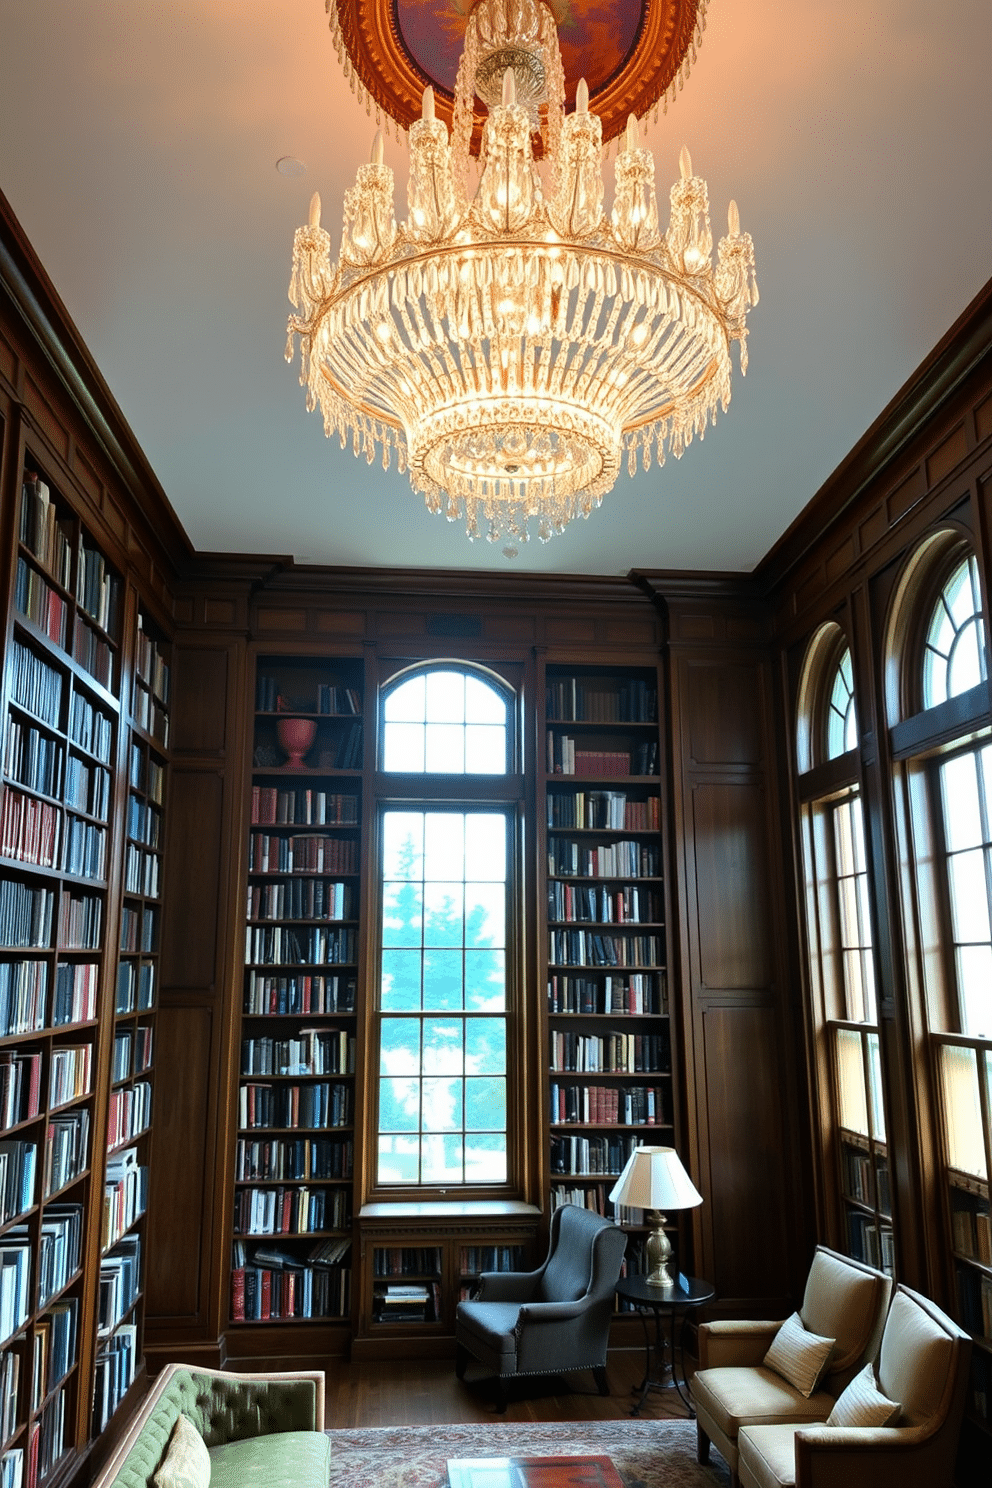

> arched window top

[
  {"left": 826, "top": 646, "right": 858, "bottom": 760},
  {"left": 922, "top": 553, "right": 988, "bottom": 709},
  {"left": 796, "top": 622, "right": 858, "bottom": 775},
  {"left": 381, "top": 666, "right": 510, "bottom": 774}
]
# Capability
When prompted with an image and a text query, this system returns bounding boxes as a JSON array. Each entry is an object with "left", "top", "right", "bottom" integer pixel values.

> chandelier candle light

[{"left": 287, "top": 0, "right": 758, "bottom": 543}]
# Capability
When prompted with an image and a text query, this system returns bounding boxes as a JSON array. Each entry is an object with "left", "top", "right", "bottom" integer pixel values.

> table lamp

[{"left": 608, "top": 1145, "right": 703, "bottom": 1288}]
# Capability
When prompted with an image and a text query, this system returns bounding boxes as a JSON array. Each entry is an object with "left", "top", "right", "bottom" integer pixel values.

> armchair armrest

[
  {"left": 477, "top": 1270, "right": 540, "bottom": 1303},
  {"left": 698, "top": 1319, "right": 782, "bottom": 1369},
  {"left": 795, "top": 1424, "right": 928, "bottom": 1488},
  {"left": 516, "top": 1298, "right": 588, "bottom": 1326}
]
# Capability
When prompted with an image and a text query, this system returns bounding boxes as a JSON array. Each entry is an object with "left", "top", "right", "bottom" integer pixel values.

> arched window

[
  {"left": 826, "top": 647, "right": 857, "bottom": 760},
  {"left": 374, "top": 665, "right": 517, "bottom": 1191},
  {"left": 922, "top": 553, "right": 987, "bottom": 709}
]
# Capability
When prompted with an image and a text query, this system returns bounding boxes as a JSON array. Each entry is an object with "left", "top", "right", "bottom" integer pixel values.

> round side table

[{"left": 615, "top": 1273, "right": 715, "bottom": 1416}]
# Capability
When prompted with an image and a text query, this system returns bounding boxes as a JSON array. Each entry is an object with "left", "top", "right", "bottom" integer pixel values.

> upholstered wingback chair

[
  {"left": 692, "top": 1246, "right": 892, "bottom": 1488},
  {"left": 454, "top": 1204, "right": 628, "bottom": 1411},
  {"left": 737, "top": 1285, "right": 972, "bottom": 1488}
]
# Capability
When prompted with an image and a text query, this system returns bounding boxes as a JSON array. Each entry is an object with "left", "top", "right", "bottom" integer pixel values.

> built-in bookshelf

[
  {"left": 838, "top": 1130, "right": 894, "bottom": 1277},
  {"left": 0, "top": 465, "right": 127, "bottom": 1487},
  {"left": 229, "top": 656, "right": 364, "bottom": 1331},
  {"left": 542, "top": 663, "right": 678, "bottom": 1282},
  {"left": 948, "top": 1169, "right": 991, "bottom": 1431}
]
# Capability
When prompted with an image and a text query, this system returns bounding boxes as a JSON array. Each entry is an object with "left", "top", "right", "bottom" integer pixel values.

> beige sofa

[{"left": 691, "top": 1247, "right": 892, "bottom": 1488}]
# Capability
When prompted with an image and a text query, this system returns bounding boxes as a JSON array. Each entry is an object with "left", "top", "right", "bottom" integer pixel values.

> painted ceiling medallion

[{"left": 328, "top": 0, "right": 707, "bottom": 147}]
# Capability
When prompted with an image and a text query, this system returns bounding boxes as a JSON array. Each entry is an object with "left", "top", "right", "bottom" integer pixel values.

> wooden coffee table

[{"left": 447, "top": 1457, "right": 626, "bottom": 1488}]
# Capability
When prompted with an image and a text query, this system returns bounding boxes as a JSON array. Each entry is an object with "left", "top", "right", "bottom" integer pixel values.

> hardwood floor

[{"left": 323, "top": 1348, "right": 695, "bottom": 1428}]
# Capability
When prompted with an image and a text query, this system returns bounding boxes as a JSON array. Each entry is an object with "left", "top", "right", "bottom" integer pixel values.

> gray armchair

[{"left": 455, "top": 1204, "right": 628, "bottom": 1411}]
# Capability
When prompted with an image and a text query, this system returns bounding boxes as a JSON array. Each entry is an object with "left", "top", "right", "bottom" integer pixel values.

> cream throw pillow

[
  {"left": 827, "top": 1362, "right": 901, "bottom": 1427},
  {"left": 153, "top": 1415, "right": 211, "bottom": 1488},
  {"left": 763, "top": 1311, "right": 836, "bottom": 1398}
]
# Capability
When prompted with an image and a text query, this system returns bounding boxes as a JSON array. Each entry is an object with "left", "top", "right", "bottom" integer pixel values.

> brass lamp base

[{"left": 645, "top": 1210, "right": 674, "bottom": 1288}]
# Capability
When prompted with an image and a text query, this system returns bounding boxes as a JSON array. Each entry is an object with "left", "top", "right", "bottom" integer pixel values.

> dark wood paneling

[
  {"left": 685, "top": 661, "right": 764, "bottom": 767},
  {"left": 701, "top": 1004, "right": 790, "bottom": 1301},
  {"left": 147, "top": 1004, "right": 212, "bottom": 1319},
  {"left": 691, "top": 782, "right": 772, "bottom": 991},
  {"left": 161, "top": 770, "right": 224, "bottom": 989},
  {"left": 172, "top": 646, "right": 229, "bottom": 754}
]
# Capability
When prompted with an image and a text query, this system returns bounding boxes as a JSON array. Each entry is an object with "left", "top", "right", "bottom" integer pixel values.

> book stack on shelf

[
  {"left": 457, "top": 1246, "right": 525, "bottom": 1303},
  {"left": 543, "top": 665, "right": 676, "bottom": 1277},
  {"left": 839, "top": 1133, "right": 894, "bottom": 1276},
  {"left": 371, "top": 1249, "right": 442, "bottom": 1327},
  {"left": 231, "top": 656, "right": 365, "bottom": 1330},
  {"left": 950, "top": 1177, "right": 992, "bottom": 1426}
]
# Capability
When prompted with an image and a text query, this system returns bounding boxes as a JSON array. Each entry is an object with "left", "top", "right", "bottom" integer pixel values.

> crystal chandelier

[{"left": 287, "top": 0, "right": 758, "bottom": 543}]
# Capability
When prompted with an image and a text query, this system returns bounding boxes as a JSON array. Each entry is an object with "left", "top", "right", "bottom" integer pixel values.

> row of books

[
  {"left": 232, "top": 1185, "right": 349, "bottom": 1237},
  {"left": 547, "top": 883, "right": 663, "bottom": 925},
  {"left": 240, "top": 1032, "right": 355, "bottom": 1077},
  {"left": 14, "top": 560, "right": 67, "bottom": 649},
  {"left": 549, "top": 1029, "right": 671, "bottom": 1074},
  {"left": 549, "top": 1082, "right": 669, "bottom": 1126},
  {"left": 244, "top": 926, "right": 357, "bottom": 967},
  {"left": 75, "top": 541, "right": 120, "bottom": 637},
  {"left": 255, "top": 680, "right": 361, "bottom": 716},
  {"left": 63, "top": 816, "right": 107, "bottom": 880},
  {"left": 37, "top": 1205, "right": 83, "bottom": 1308},
  {"left": 3, "top": 721, "right": 64, "bottom": 801},
  {"left": 98, "top": 1236, "right": 141, "bottom": 1335},
  {"left": 53, "top": 962, "right": 99, "bottom": 1027},
  {"left": 43, "top": 1111, "right": 89, "bottom": 1198},
  {"left": 238, "top": 1081, "right": 352, "bottom": 1131},
  {"left": 248, "top": 832, "right": 357, "bottom": 876},
  {"left": 230, "top": 1260, "right": 351, "bottom": 1321},
  {"left": 373, "top": 1247, "right": 442, "bottom": 1276},
  {"left": 112, "top": 1028, "right": 153, "bottom": 1085},
  {"left": 0, "top": 1347, "right": 17, "bottom": 1444},
  {"left": 130, "top": 745, "right": 164, "bottom": 805},
  {"left": 373, "top": 1282, "right": 438, "bottom": 1324},
  {"left": 35, "top": 1385, "right": 68, "bottom": 1483},
  {"left": 547, "top": 792, "right": 661, "bottom": 832},
  {"left": 19, "top": 479, "right": 72, "bottom": 590},
  {"left": 115, "top": 961, "right": 155, "bottom": 1015},
  {"left": 548, "top": 930, "right": 664, "bottom": 968},
  {"left": 246, "top": 879, "right": 353, "bottom": 924},
  {"left": 551, "top": 1132, "right": 644, "bottom": 1176},
  {"left": 131, "top": 687, "right": 169, "bottom": 748},
  {"left": 65, "top": 755, "right": 111, "bottom": 822},
  {"left": 548, "top": 838, "right": 661, "bottom": 880},
  {"left": 127, "top": 795, "right": 160, "bottom": 849},
  {"left": 250, "top": 789, "right": 359, "bottom": 827},
  {"left": 243, "top": 973, "right": 355, "bottom": 1016},
  {"left": 134, "top": 616, "right": 170, "bottom": 704},
  {"left": 0, "top": 1054, "right": 39, "bottom": 1132},
  {"left": 0, "top": 1234, "right": 31, "bottom": 1344},
  {"left": 956, "top": 1263, "right": 992, "bottom": 1342},
  {"left": 49, "top": 1045, "right": 92, "bottom": 1109},
  {"left": 234, "top": 1136, "right": 353, "bottom": 1182},
  {"left": 951, "top": 1199, "right": 992, "bottom": 1264},
  {"left": 120, "top": 905, "right": 157, "bottom": 954},
  {"left": 70, "top": 694, "right": 113, "bottom": 766},
  {"left": 102, "top": 1149, "right": 148, "bottom": 1252},
  {"left": 545, "top": 679, "right": 657, "bottom": 723},
  {"left": 7, "top": 643, "right": 62, "bottom": 734},
  {"left": 31, "top": 1299, "right": 77, "bottom": 1412},
  {"left": 0, "top": 789, "right": 60, "bottom": 869},
  {"left": 72, "top": 616, "right": 114, "bottom": 691},
  {"left": 59, "top": 892, "right": 103, "bottom": 951},
  {"left": 106, "top": 1082, "right": 151, "bottom": 1151},
  {"left": 0, "top": 883, "right": 54, "bottom": 950},
  {"left": 92, "top": 1323, "right": 137, "bottom": 1435},
  {"left": 459, "top": 1246, "right": 524, "bottom": 1274},
  {"left": 547, "top": 738, "right": 658, "bottom": 777},
  {"left": 0, "top": 959, "right": 96, "bottom": 1042},
  {"left": 547, "top": 973, "right": 667, "bottom": 1016},
  {"left": 0, "top": 1142, "right": 36, "bottom": 1224},
  {"left": 124, "top": 845, "right": 159, "bottom": 899},
  {"left": 847, "top": 1212, "right": 895, "bottom": 1275}
]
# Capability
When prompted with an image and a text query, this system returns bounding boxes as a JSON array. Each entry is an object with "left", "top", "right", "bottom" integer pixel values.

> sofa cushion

[
  {"left": 738, "top": 1424, "right": 803, "bottom": 1488},
  {"left": 877, "top": 1289, "right": 954, "bottom": 1428},
  {"left": 207, "top": 1432, "right": 330, "bottom": 1488},
  {"left": 763, "top": 1313, "right": 835, "bottom": 1398},
  {"left": 826, "top": 1362, "right": 900, "bottom": 1427},
  {"left": 153, "top": 1416, "right": 210, "bottom": 1488},
  {"left": 692, "top": 1365, "right": 833, "bottom": 1437}
]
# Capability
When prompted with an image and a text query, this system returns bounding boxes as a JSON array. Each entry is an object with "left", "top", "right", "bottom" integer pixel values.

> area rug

[{"left": 327, "top": 1420, "right": 731, "bottom": 1488}]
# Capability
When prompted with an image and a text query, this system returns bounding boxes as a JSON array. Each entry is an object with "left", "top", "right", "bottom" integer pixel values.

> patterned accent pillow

[
  {"left": 827, "top": 1362, "right": 901, "bottom": 1427},
  {"left": 763, "top": 1311, "right": 836, "bottom": 1398},
  {"left": 154, "top": 1415, "right": 211, "bottom": 1488}
]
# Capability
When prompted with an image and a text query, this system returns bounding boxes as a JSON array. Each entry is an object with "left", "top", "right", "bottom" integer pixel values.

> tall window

[
  {"left": 796, "top": 630, "right": 891, "bottom": 1271},
  {"left": 374, "top": 666, "right": 516, "bottom": 1190}
]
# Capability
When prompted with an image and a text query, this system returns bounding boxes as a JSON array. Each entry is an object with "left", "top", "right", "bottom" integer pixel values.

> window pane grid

[
  {"left": 826, "top": 647, "right": 857, "bottom": 760},
  {"left": 923, "top": 554, "right": 988, "bottom": 709},
  {"left": 831, "top": 797, "right": 877, "bottom": 1023},
  {"left": 382, "top": 669, "right": 508, "bottom": 774},
  {"left": 938, "top": 747, "right": 992, "bottom": 1037}
]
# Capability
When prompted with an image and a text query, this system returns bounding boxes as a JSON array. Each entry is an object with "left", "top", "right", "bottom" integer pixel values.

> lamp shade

[{"left": 608, "top": 1145, "right": 703, "bottom": 1211}]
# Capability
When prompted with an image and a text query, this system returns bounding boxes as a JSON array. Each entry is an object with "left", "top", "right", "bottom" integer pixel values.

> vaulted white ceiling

[{"left": 0, "top": 1, "right": 989, "bottom": 575}]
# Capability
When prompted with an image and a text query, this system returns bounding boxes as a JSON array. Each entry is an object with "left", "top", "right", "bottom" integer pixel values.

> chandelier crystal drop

[{"left": 287, "top": 0, "right": 758, "bottom": 544}]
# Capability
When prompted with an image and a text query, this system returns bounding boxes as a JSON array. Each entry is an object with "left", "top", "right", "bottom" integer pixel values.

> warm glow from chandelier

[{"left": 287, "top": 0, "right": 757, "bottom": 543}]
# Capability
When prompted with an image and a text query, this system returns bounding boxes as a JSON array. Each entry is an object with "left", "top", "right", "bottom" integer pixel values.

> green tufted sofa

[{"left": 90, "top": 1365, "right": 328, "bottom": 1488}]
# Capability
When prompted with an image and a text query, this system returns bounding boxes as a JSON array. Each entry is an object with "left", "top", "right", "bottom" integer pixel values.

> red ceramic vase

[{"left": 276, "top": 716, "right": 316, "bottom": 769}]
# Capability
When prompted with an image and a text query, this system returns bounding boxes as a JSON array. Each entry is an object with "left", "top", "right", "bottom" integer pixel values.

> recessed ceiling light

[{"left": 276, "top": 157, "right": 306, "bottom": 178}]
